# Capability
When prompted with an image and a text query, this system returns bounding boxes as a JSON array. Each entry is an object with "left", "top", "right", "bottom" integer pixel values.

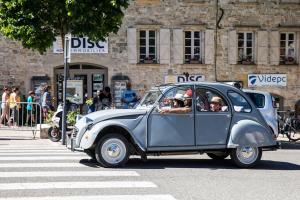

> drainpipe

[{"left": 214, "top": 0, "right": 219, "bottom": 82}]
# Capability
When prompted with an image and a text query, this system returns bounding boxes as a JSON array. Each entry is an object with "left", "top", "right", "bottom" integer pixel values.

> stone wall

[{"left": 0, "top": 0, "right": 300, "bottom": 108}]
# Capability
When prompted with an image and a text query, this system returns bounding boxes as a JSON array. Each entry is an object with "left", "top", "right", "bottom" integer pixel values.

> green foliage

[
  {"left": 0, "top": 0, "right": 129, "bottom": 54},
  {"left": 67, "top": 109, "right": 80, "bottom": 126},
  {"left": 45, "top": 110, "right": 55, "bottom": 124},
  {"left": 85, "top": 98, "right": 93, "bottom": 106}
]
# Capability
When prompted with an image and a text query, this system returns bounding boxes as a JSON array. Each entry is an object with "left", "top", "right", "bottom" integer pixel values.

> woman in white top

[{"left": 1, "top": 87, "right": 10, "bottom": 126}]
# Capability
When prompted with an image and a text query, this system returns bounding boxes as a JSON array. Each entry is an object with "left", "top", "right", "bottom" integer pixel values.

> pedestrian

[
  {"left": 41, "top": 85, "right": 52, "bottom": 122},
  {"left": 100, "top": 87, "right": 112, "bottom": 109},
  {"left": 26, "top": 91, "right": 35, "bottom": 125},
  {"left": 94, "top": 90, "right": 102, "bottom": 111},
  {"left": 9, "top": 87, "right": 21, "bottom": 127},
  {"left": 0, "top": 87, "right": 10, "bottom": 126},
  {"left": 121, "top": 82, "right": 139, "bottom": 109}
]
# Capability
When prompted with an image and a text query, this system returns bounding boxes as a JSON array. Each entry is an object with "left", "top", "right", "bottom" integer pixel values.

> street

[{"left": 0, "top": 132, "right": 299, "bottom": 200}]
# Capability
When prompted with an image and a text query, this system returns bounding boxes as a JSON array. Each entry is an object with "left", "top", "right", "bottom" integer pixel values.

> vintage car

[{"left": 72, "top": 82, "right": 278, "bottom": 168}]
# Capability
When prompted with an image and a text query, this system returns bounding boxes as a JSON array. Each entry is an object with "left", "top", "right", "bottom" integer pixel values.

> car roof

[{"left": 243, "top": 89, "right": 271, "bottom": 96}]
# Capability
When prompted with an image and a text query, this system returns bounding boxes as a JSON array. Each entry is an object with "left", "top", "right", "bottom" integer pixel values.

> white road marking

[
  {"left": 0, "top": 195, "right": 177, "bottom": 200},
  {"left": 0, "top": 181, "right": 157, "bottom": 190},
  {"left": 0, "top": 156, "right": 87, "bottom": 160},
  {"left": 0, "top": 152, "right": 82, "bottom": 156},
  {"left": 0, "top": 171, "right": 140, "bottom": 177},
  {"left": 0, "top": 162, "right": 88, "bottom": 168},
  {"left": 0, "top": 149, "right": 69, "bottom": 153}
]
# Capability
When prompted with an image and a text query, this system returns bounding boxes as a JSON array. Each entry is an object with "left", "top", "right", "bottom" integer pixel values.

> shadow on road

[{"left": 79, "top": 157, "right": 300, "bottom": 170}]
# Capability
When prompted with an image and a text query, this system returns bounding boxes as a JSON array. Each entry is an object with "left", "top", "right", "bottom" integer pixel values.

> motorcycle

[
  {"left": 48, "top": 102, "right": 73, "bottom": 142},
  {"left": 48, "top": 104, "right": 63, "bottom": 142}
]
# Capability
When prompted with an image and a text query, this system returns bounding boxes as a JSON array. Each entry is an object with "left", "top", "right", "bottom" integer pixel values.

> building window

[
  {"left": 280, "top": 33, "right": 297, "bottom": 65},
  {"left": 139, "top": 30, "right": 157, "bottom": 63},
  {"left": 238, "top": 32, "right": 254, "bottom": 64},
  {"left": 185, "top": 31, "right": 202, "bottom": 64}
]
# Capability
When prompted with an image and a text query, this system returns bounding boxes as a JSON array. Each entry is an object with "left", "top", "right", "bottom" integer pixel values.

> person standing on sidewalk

[
  {"left": 0, "top": 87, "right": 10, "bottom": 126},
  {"left": 26, "top": 91, "right": 35, "bottom": 125},
  {"left": 9, "top": 87, "right": 21, "bottom": 127},
  {"left": 42, "top": 86, "right": 52, "bottom": 122}
]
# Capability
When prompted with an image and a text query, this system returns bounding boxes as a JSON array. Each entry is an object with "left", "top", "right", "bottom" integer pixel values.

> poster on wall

[
  {"left": 64, "top": 80, "right": 83, "bottom": 104},
  {"left": 113, "top": 81, "right": 127, "bottom": 108}
]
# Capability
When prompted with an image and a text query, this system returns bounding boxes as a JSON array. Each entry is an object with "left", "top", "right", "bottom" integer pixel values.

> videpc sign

[
  {"left": 248, "top": 74, "right": 287, "bottom": 87},
  {"left": 53, "top": 36, "right": 108, "bottom": 54}
]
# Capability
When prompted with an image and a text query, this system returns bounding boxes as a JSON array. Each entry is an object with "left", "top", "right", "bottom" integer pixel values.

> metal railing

[{"left": 0, "top": 101, "right": 42, "bottom": 138}]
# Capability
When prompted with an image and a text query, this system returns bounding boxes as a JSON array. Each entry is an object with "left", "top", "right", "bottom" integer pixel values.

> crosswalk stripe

[
  {"left": 0, "top": 195, "right": 177, "bottom": 200},
  {"left": 0, "top": 171, "right": 140, "bottom": 177},
  {"left": 0, "top": 156, "right": 87, "bottom": 160},
  {"left": 0, "top": 162, "right": 88, "bottom": 168},
  {"left": 0, "top": 149, "right": 70, "bottom": 152},
  {"left": 0, "top": 152, "right": 83, "bottom": 156},
  {"left": 0, "top": 181, "right": 157, "bottom": 190}
]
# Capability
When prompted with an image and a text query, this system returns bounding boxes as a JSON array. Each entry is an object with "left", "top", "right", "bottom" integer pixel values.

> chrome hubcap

[
  {"left": 101, "top": 138, "right": 126, "bottom": 164},
  {"left": 236, "top": 146, "right": 258, "bottom": 165},
  {"left": 107, "top": 144, "right": 121, "bottom": 157}
]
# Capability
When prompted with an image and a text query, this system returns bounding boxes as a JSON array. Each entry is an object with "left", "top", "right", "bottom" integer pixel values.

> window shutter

[
  {"left": 127, "top": 28, "right": 137, "bottom": 64},
  {"left": 228, "top": 30, "right": 237, "bottom": 64},
  {"left": 205, "top": 29, "right": 215, "bottom": 65},
  {"left": 173, "top": 29, "right": 184, "bottom": 64},
  {"left": 270, "top": 31, "right": 279, "bottom": 65},
  {"left": 257, "top": 31, "right": 268, "bottom": 65},
  {"left": 159, "top": 29, "right": 170, "bottom": 64}
]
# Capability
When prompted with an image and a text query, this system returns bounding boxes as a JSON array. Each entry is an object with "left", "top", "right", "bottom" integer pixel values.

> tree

[{"left": 0, "top": 0, "right": 129, "bottom": 53}]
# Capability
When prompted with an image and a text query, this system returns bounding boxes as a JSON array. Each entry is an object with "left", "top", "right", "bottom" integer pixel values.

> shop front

[{"left": 54, "top": 63, "right": 108, "bottom": 105}]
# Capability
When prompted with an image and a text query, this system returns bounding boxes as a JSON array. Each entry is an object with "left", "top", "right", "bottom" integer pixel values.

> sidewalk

[{"left": 276, "top": 134, "right": 300, "bottom": 149}]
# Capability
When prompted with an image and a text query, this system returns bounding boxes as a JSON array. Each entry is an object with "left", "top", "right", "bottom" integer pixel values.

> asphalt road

[{"left": 0, "top": 131, "right": 299, "bottom": 200}]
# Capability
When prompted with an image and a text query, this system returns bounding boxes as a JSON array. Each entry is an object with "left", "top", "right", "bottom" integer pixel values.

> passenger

[
  {"left": 210, "top": 96, "right": 222, "bottom": 112},
  {"left": 160, "top": 90, "right": 192, "bottom": 114}
]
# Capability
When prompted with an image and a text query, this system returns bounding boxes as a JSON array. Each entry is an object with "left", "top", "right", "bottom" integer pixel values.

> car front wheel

[
  {"left": 95, "top": 134, "right": 130, "bottom": 168},
  {"left": 230, "top": 146, "right": 262, "bottom": 168}
]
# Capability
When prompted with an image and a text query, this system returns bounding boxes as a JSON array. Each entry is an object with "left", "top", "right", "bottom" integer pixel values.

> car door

[
  {"left": 195, "top": 87, "right": 231, "bottom": 146},
  {"left": 147, "top": 86, "right": 195, "bottom": 147}
]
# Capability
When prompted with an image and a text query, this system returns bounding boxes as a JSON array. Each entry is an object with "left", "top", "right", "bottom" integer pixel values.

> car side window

[
  {"left": 195, "top": 87, "right": 228, "bottom": 112},
  {"left": 158, "top": 86, "right": 193, "bottom": 114},
  {"left": 228, "top": 91, "right": 251, "bottom": 113}
]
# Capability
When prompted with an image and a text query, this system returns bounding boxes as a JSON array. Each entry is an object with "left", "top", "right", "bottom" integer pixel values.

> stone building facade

[{"left": 0, "top": 0, "right": 300, "bottom": 109}]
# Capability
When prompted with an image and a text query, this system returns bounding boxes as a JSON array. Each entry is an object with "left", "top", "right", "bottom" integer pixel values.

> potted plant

[
  {"left": 143, "top": 56, "right": 155, "bottom": 64},
  {"left": 241, "top": 57, "right": 254, "bottom": 65},
  {"left": 189, "top": 57, "right": 201, "bottom": 64},
  {"left": 284, "top": 57, "right": 296, "bottom": 65}
]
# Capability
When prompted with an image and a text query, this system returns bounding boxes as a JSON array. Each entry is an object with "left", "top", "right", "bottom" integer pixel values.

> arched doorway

[{"left": 54, "top": 63, "right": 108, "bottom": 105}]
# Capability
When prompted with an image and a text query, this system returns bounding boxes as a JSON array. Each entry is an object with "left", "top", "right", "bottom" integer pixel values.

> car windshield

[
  {"left": 138, "top": 90, "right": 161, "bottom": 107},
  {"left": 245, "top": 92, "right": 265, "bottom": 108}
]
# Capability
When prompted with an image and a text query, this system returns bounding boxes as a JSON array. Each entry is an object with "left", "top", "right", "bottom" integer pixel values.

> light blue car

[{"left": 72, "top": 82, "right": 279, "bottom": 168}]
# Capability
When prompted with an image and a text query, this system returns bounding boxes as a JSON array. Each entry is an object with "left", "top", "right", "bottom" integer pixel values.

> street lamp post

[{"left": 62, "top": 33, "right": 71, "bottom": 145}]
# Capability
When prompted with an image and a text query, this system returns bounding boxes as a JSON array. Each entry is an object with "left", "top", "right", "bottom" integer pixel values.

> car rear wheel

[
  {"left": 207, "top": 152, "right": 229, "bottom": 160},
  {"left": 230, "top": 146, "right": 262, "bottom": 168},
  {"left": 95, "top": 134, "right": 130, "bottom": 168}
]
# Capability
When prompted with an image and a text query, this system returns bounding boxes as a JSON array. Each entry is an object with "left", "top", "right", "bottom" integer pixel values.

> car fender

[
  {"left": 79, "top": 118, "right": 145, "bottom": 151},
  {"left": 227, "top": 120, "right": 277, "bottom": 148}
]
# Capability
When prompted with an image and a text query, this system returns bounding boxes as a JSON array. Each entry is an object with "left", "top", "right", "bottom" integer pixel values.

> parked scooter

[
  {"left": 48, "top": 104, "right": 63, "bottom": 142},
  {"left": 48, "top": 102, "right": 73, "bottom": 142}
]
